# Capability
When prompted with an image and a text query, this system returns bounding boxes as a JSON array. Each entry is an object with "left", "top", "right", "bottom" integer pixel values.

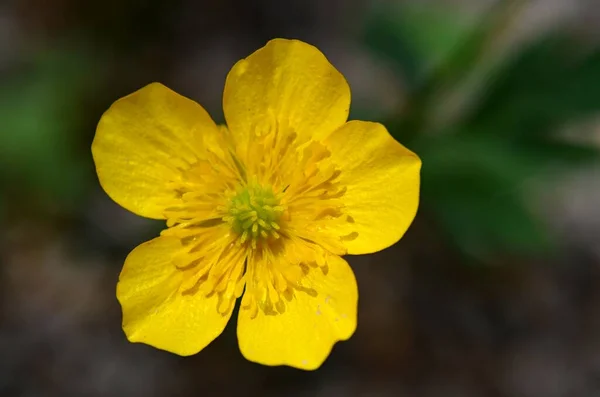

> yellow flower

[{"left": 92, "top": 39, "right": 421, "bottom": 370}]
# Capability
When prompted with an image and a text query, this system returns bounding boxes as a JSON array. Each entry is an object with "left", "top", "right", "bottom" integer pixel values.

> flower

[{"left": 92, "top": 39, "right": 421, "bottom": 370}]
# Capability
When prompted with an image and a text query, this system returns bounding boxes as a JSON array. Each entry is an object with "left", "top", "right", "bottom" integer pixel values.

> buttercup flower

[{"left": 92, "top": 39, "right": 421, "bottom": 370}]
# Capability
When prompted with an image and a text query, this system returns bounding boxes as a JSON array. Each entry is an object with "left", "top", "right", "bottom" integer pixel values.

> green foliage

[
  {"left": 467, "top": 37, "right": 600, "bottom": 135},
  {"left": 364, "top": 3, "right": 473, "bottom": 90},
  {"left": 0, "top": 47, "right": 100, "bottom": 210},
  {"left": 364, "top": 2, "right": 600, "bottom": 259},
  {"left": 415, "top": 133, "right": 549, "bottom": 256}
]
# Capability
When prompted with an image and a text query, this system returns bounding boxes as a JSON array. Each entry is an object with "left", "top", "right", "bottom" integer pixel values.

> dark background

[{"left": 3, "top": 0, "right": 600, "bottom": 396}]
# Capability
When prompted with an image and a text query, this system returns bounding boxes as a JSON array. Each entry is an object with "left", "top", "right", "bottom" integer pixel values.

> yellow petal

[
  {"left": 324, "top": 121, "right": 421, "bottom": 254},
  {"left": 117, "top": 236, "right": 232, "bottom": 356},
  {"left": 237, "top": 254, "right": 357, "bottom": 370},
  {"left": 223, "top": 39, "right": 350, "bottom": 151},
  {"left": 92, "top": 82, "right": 220, "bottom": 219}
]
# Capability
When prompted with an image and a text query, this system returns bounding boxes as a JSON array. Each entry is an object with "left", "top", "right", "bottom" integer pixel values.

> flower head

[{"left": 92, "top": 39, "right": 421, "bottom": 370}]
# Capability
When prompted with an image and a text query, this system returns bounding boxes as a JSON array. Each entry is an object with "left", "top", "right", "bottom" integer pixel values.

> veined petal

[
  {"left": 117, "top": 236, "right": 233, "bottom": 356},
  {"left": 237, "top": 254, "right": 357, "bottom": 370},
  {"left": 323, "top": 121, "right": 421, "bottom": 254},
  {"left": 223, "top": 39, "right": 350, "bottom": 154},
  {"left": 92, "top": 82, "right": 220, "bottom": 219}
]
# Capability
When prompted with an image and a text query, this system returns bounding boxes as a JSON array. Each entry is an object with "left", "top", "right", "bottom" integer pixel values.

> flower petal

[
  {"left": 92, "top": 82, "right": 220, "bottom": 219},
  {"left": 237, "top": 254, "right": 357, "bottom": 370},
  {"left": 223, "top": 39, "right": 350, "bottom": 150},
  {"left": 117, "top": 236, "right": 233, "bottom": 356},
  {"left": 324, "top": 121, "right": 421, "bottom": 254}
]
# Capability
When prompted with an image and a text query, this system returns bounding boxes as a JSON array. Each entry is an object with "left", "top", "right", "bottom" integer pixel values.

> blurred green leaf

[
  {"left": 466, "top": 36, "right": 600, "bottom": 136},
  {"left": 0, "top": 47, "right": 101, "bottom": 208},
  {"left": 364, "top": 3, "right": 472, "bottom": 89},
  {"left": 431, "top": 33, "right": 600, "bottom": 257},
  {"left": 431, "top": 186, "right": 549, "bottom": 259},
  {"left": 369, "top": 1, "right": 600, "bottom": 259},
  {"left": 406, "top": 124, "right": 600, "bottom": 257},
  {"left": 413, "top": 133, "right": 553, "bottom": 257},
  {"left": 366, "top": 1, "right": 521, "bottom": 138}
]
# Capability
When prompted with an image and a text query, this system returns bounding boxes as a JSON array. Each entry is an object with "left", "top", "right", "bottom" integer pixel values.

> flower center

[{"left": 224, "top": 183, "right": 284, "bottom": 248}]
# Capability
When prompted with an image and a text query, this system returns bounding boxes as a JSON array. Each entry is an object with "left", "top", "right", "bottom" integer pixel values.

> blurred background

[{"left": 3, "top": 0, "right": 600, "bottom": 395}]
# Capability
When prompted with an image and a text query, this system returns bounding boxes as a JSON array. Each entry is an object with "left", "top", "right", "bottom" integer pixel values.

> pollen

[{"left": 223, "top": 182, "right": 285, "bottom": 248}]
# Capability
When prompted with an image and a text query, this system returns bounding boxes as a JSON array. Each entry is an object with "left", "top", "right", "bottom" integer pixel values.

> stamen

[{"left": 162, "top": 122, "right": 358, "bottom": 320}]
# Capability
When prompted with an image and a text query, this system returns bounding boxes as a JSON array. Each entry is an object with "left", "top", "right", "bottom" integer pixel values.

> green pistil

[{"left": 226, "top": 184, "right": 283, "bottom": 246}]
